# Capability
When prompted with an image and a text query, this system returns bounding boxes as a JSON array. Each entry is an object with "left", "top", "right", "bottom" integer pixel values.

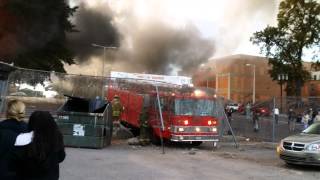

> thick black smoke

[
  {"left": 67, "top": 2, "right": 119, "bottom": 62},
  {"left": 117, "top": 22, "right": 215, "bottom": 75},
  {"left": 66, "top": 1, "right": 215, "bottom": 76}
]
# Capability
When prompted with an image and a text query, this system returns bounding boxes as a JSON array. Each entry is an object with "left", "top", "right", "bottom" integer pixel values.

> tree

[
  {"left": 251, "top": 0, "right": 320, "bottom": 96},
  {"left": 2, "top": 0, "right": 77, "bottom": 72}
]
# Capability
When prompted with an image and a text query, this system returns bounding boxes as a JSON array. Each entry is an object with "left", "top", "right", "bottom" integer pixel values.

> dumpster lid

[
  {"left": 64, "top": 94, "right": 89, "bottom": 101},
  {"left": 61, "top": 95, "right": 107, "bottom": 113}
]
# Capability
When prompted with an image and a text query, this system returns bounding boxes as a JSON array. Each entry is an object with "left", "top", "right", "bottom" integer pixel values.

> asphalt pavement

[{"left": 60, "top": 140, "right": 320, "bottom": 180}]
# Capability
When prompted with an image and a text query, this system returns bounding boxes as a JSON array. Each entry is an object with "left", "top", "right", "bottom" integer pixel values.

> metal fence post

[
  {"left": 155, "top": 85, "right": 165, "bottom": 154},
  {"left": 272, "top": 97, "right": 275, "bottom": 142}
]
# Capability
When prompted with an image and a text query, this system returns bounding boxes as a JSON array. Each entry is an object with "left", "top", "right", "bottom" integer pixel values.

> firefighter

[
  {"left": 139, "top": 107, "right": 150, "bottom": 145},
  {"left": 111, "top": 95, "right": 124, "bottom": 136}
]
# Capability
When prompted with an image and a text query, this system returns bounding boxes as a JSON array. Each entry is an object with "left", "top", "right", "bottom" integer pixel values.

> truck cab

[{"left": 148, "top": 90, "right": 219, "bottom": 144}]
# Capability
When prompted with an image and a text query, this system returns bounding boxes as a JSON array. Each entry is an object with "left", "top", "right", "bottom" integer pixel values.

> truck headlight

[
  {"left": 279, "top": 140, "right": 283, "bottom": 148},
  {"left": 178, "top": 127, "right": 184, "bottom": 132},
  {"left": 276, "top": 140, "right": 283, "bottom": 155},
  {"left": 212, "top": 127, "right": 217, "bottom": 132},
  {"left": 306, "top": 143, "right": 320, "bottom": 152}
]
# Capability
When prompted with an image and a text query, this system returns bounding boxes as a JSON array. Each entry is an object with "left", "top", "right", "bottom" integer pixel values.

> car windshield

[
  {"left": 174, "top": 99, "right": 215, "bottom": 116},
  {"left": 302, "top": 123, "right": 320, "bottom": 135}
]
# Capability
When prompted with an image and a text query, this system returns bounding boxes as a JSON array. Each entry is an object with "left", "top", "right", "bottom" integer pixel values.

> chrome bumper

[
  {"left": 279, "top": 148, "right": 320, "bottom": 166},
  {"left": 171, "top": 135, "right": 219, "bottom": 142}
]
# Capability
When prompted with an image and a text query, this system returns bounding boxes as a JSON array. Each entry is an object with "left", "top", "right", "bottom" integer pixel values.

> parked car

[
  {"left": 277, "top": 123, "right": 320, "bottom": 166},
  {"left": 252, "top": 107, "right": 270, "bottom": 116},
  {"left": 226, "top": 103, "right": 240, "bottom": 113}
]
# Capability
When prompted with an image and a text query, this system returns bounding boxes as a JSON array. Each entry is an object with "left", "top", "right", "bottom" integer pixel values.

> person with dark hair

[
  {"left": 0, "top": 100, "right": 28, "bottom": 179},
  {"left": 225, "top": 107, "right": 233, "bottom": 135},
  {"left": 11, "top": 111, "right": 65, "bottom": 180},
  {"left": 287, "top": 108, "right": 296, "bottom": 132},
  {"left": 253, "top": 110, "right": 260, "bottom": 132},
  {"left": 273, "top": 107, "right": 279, "bottom": 124}
]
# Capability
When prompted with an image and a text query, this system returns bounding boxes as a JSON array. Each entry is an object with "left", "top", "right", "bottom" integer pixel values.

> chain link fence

[
  {"left": 6, "top": 67, "right": 318, "bottom": 144},
  {"left": 0, "top": 68, "right": 231, "bottom": 146},
  {"left": 227, "top": 96, "right": 320, "bottom": 142},
  {"left": 0, "top": 68, "right": 108, "bottom": 118}
]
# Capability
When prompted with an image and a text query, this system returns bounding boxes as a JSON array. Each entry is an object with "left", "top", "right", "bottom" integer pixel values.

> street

[{"left": 60, "top": 140, "right": 320, "bottom": 180}]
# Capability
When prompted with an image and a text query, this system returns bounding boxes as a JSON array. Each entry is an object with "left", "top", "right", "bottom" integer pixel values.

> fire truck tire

[
  {"left": 149, "top": 130, "right": 161, "bottom": 145},
  {"left": 191, "top": 141, "right": 202, "bottom": 146},
  {"left": 130, "top": 128, "right": 140, "bottom": 137}
]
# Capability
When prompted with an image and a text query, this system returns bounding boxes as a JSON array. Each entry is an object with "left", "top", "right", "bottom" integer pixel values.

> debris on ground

[
  {"left": 186, "top": 148, "right": 199, "bottom": 155},
  {"left": 114, "top": 125, "right": 134, "bottom": 139},
  {"left": 128, "top": 137, "right": 140, "bottom": 145},
  {"left": 220, "top": 152, "right": 237, "bottom": 159},
  {"left": 127, "top": 137, "right": 151, "bottom": 146}
]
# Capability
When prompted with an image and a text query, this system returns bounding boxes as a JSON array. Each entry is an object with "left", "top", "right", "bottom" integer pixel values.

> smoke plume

[
  {"left": 116, "top": 22, "right": 214, "bottom": 75},
  {"left": 66, "top": 0, "right": 215, "bottom": 75},
  {"left": 67, "top": 2, "right": 119, "bottom": 62},
  {"left": 214, "top": 0, "right": 279, "bottom": 56},
  {"left": 1, "top": 0, "right": 278, "bottom": 76}
]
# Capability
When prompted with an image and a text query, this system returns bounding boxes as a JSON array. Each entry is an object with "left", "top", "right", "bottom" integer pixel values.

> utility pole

[
  {"left": 246, "top": 64, "right": 256, "bottom": 104},
  {"left": 91, "top": 43, "right": 117, "bottom": 98},
  {"left": 278, "top": 74, "right": 288, "bottom": 112}
]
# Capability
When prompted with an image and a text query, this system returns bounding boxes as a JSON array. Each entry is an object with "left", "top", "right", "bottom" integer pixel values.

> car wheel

[{"left": 285, "top": 162, "right": 295, "bottom": 167}]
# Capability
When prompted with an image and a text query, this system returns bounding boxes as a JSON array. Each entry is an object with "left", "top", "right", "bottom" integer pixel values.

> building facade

[{"left": 193, "top": 54, "right": 317, "bottom": 104}]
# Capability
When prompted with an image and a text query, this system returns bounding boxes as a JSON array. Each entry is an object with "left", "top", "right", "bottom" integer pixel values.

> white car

[{"left": 226, "top": 103, "right": 239, "bottom": 112}]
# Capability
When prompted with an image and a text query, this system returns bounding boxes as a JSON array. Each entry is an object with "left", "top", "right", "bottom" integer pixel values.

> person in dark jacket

[
  {"left": 252, "top": 110, "right": 260, "bottom": 132},
  {"left": 11, "top": 111, "right": 66, "bottom": 180},
  {"left": 0, "top": 130, "right": 19, "bottom": 180},
  {"left": 0, "top": 100, "right": 28, "bottom": 180},
  {"left": 0, "top": 99, "right": 28, "bottom": 133}
]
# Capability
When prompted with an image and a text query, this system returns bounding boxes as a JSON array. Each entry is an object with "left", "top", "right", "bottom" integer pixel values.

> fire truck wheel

[
  {"left": 191, "top": 141, "right": 202, "bottom": 146},
  {"left": 149, "top": 130, "right": 161, "bottom": 145},
  {"left": 130, "top": 128, "right": 140, "bottom": 137}
]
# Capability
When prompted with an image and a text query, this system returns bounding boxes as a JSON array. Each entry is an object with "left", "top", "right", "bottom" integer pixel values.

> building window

[{"left": 314, "top": 75, "right": 317, "bottom": 80}]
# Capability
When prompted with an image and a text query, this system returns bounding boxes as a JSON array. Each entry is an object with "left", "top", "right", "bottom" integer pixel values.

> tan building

[{"left": 193, "top": 54, "right": 317, "bottom": 103}]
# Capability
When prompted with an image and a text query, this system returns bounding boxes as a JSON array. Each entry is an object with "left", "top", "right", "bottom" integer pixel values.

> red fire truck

[{"left": 106, "top": 72, "right": 219, "bottom": 145}]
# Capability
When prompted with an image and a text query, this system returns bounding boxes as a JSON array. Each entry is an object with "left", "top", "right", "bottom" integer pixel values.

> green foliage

[
  {"left": 6, "top": 0, "right": 77, "bottom": 72},
  {"left": 251, "top": 0, "right": 320, "bottom": 96}
]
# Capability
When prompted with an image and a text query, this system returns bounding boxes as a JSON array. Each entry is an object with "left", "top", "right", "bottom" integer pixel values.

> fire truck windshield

[{"left": 174, "top": 99, "right": 215, "bottom": 116}]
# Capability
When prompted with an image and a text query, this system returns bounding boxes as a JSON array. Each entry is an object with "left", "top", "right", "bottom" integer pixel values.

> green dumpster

[{"left": 56, "top": 96, "right": 113, "bottom": 148}]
